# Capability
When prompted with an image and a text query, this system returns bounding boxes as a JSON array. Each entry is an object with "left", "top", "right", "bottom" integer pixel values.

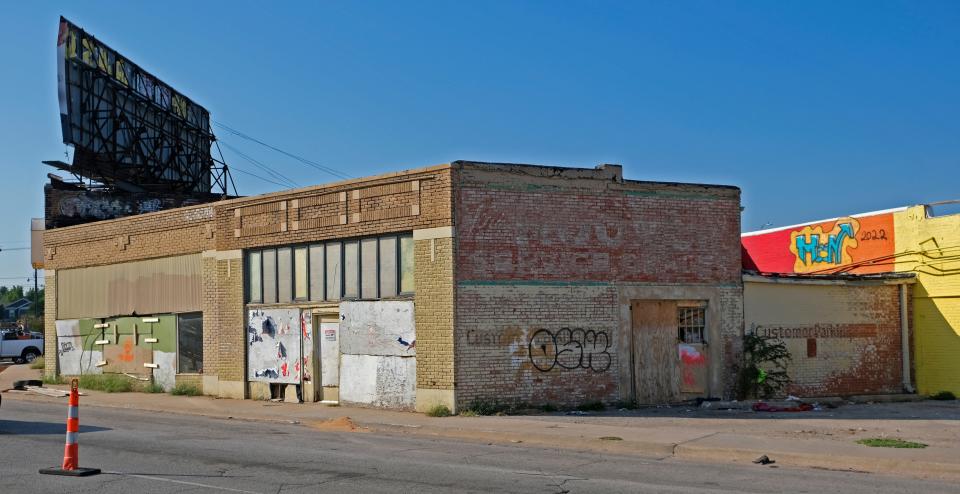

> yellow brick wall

[
  {"left": 894, "top": 205, "right": 960, "bottom": 395},
  {"left": 43, "top": 271, "right": 57, "bottom": 378},
  {"left": 414, "top": 237, "right": 455, "bottom": 390}
]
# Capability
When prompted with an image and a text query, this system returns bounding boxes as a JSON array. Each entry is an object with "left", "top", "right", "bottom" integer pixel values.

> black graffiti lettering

[{"left": 528, "top": 328, "right": 612, "bottom": 373}]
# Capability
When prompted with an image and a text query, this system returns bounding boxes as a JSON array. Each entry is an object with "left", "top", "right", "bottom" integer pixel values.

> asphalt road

[{"left": 0, "top": 399, "right": 956, "bottom": 494}]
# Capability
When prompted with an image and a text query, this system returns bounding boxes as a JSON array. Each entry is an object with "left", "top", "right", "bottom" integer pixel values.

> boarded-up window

[
  {"left": 177, "top": 312, "right": 203, "bottom": 374},
  {"left": 57, "top": 254, "right": 202, "bottom": 319},
  {"left": 344, "top": 240, "right": 359, "bottom": 298},
  {"left": 262, "top": 249, "right": 277, "bottom": 304},
  {"left": 326, "top": 242, "right": 342, "bottom": 301},
  {"left": 361, "top": 238, "right": 378, "bottom": 299},
  {"left": 309, "top": 244, "right": 324, "bottom": 301},
  {"left": 379, "top": 236, "right": 397, "bottom": 298},
  {"left": 294, "top": 247, "right": 308, "bottom": 300},
  {"left": 399, "top": 234, "right": 414, "bottom": 293},
  {"left": 247, "top": 251, "right": 262, "bottom": 303}
]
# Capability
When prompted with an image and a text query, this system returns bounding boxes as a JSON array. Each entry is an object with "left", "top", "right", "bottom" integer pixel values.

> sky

[{"left": 0, "top": 1, "right": 958, "bottom": 287}]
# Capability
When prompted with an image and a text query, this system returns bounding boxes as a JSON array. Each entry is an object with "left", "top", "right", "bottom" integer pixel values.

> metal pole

[{"left": 34, "top": 268, "right": 38, "bottom": 318}]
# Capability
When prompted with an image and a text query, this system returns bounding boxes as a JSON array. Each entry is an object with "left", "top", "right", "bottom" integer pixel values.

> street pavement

[{"left": 1, "top": 399, "right": 958, "bottom": 494}]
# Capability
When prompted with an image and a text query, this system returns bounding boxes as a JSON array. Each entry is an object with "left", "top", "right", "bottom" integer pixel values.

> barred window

[{"left": 677, "top": 306, "right": 706, "bottom": 344}]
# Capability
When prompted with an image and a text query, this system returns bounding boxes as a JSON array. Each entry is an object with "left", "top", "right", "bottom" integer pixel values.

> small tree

[{"left": 736, "top": 333, "right": 791, "bottom": 400}]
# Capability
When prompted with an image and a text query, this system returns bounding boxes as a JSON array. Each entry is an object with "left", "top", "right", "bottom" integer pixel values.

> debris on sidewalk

[
  {"left": 752, "top": 401, "right": 815, "bottom": 412},
  {"left": 308, "top": 416, "right": 369, "bottom": 433},
  {"left": 752, "top": 455, "right": 775, "bottom": 465}
]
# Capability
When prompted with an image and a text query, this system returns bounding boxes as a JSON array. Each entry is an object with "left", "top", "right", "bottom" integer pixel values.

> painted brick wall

[
  {"left": 744, "top": 280, "right": 909, "bottom": 396},
  {"left": 453, "top": 162, "right": 743, "bottom": 408},
  {"left": 44, "top": 165, "right": 455, "bottom": 395}
]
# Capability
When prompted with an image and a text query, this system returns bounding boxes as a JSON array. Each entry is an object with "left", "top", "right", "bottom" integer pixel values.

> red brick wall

[{"left": 453, "top": 163, "right": 743, "bottom": 408}]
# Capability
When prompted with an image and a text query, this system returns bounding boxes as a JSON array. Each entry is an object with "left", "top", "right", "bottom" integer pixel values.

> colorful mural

[{"left": 742, "top": 212, "right": 896, "bottom": 274}]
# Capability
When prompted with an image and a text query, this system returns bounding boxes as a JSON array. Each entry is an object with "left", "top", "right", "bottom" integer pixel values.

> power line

[
  {"left": 219, "top": 141, "right": 300, "bottom": 189},
  {"left": 230, "top": 166, "right": 295, "bottom": 189},
  {"left": 213, "top": 121, "right": 352, "bottom": 180}
]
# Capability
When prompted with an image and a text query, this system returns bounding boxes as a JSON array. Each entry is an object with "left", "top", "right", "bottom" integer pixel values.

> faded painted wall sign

[
  {"left": 247, "top": 308, "right": 302, "bottom": 384},
  {"left": 751, "top": 323, "right": 878, "bottom": 339},
  {"left": 528, "top": 328, "right": 612, "bottom": 373},
  {"left": 742, "top": 212, "right": 895, "bottom": 275}
]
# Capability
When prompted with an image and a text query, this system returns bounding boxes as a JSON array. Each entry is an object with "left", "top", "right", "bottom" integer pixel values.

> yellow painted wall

[{"left": 894, "top": 205, "right": 960, "bottom": 395}]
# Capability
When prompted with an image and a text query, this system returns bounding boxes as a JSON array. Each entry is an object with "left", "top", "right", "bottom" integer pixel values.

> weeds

[
  {"left": 541, "top": 403, "right": 558, "bottom": 412},
  {"left": 78, "top": 374, "right": 134, "bottom": 393},
  {"left": 425, "top": 404, "right": 452, "bottom": 417},
  {"left": 42, "top": 374, "right": 66, "bottom": 385},
  {"left": 929, "top": 391, "right": 956, "bottom": 401},
  {"left": 857, "top": 438, "right": 927, "bottom": 449},
  {"left": 141, "top": 382, "right": 166, "bottom": 393},
  {"left": 170, "top": 383, "right": 202, "bottom": 396},
  {"left": 30, "top": 359, "right": 45, "bottom": 370}
]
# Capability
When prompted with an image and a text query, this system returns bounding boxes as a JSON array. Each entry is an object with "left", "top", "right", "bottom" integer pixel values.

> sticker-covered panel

[{"left": 248, "top": 308, "right": 302, "bottom": 384}]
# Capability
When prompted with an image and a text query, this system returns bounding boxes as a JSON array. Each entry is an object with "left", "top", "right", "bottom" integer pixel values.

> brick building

[{"left": 44, "top": 161, "right": 745, "bottom": 411}]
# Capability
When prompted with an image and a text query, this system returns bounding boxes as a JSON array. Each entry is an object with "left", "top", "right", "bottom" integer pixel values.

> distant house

[{"left": 3, "top": 298, "right": 32, "bottom": 320}]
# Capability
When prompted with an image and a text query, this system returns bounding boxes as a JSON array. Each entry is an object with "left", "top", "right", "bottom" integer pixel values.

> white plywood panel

[{"left": 320, "top": 322, "right": 339, "bottom": 387}]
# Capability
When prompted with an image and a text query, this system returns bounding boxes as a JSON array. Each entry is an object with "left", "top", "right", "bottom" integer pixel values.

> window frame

[
  {"left": 676, "top": 303, "right": 707, "bottom": 345},
  {"left": 175, "top": 311, "right": 204, "bottom": 375}
]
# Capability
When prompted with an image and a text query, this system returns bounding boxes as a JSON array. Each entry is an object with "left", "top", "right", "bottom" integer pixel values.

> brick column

[
  {"left": 413, "top": 227, "right": 456, "bottom": 412},
  {"left": 201, "top": 250, "right": 245, "bottom": 399},
  {"left": 43, "top": 270, "right": 57, "bottom": 378}
]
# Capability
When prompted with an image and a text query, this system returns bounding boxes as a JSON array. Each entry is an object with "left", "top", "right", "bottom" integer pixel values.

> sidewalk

[{"left": 4, "top": 364, "right": 959, "bottom": 481}]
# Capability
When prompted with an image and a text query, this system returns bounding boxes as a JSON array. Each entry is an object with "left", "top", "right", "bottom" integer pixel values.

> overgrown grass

[
  {"left": 461, "top": 398, "right": 508, "bottom": 416},
  {"left": 140, "top": 382, "right": 166, "bottom": 393},
  {"left": 576, "top": 401, "right": 606, "bottom": 412},
  {"left": 857, "top": 438, "right": 928, "bottom": 449},
  {"left": 930, "top": 391, "right": 956, "bottom": 401},
  {"left": 425, "top": 404, "right": 452, "bottom": 417},
  {"left": 459, "top": 409, "right": 478, "bottom": 417},
  {"left": 42, "top": 374, "right": 66, "bottom": 385},
  {"left": 29, "top": 359, "right": 45, "bottom": 370},
  {"left": 170, "top": 383, "right": 202, "bottom": 396},
  {"left": 78, "top": 374, "right": 134, "bottom": 393}
]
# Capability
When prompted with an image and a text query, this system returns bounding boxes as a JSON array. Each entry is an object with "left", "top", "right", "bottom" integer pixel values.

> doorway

[{"left": 631, "top": 300, "right": 709, "bottom": 404}]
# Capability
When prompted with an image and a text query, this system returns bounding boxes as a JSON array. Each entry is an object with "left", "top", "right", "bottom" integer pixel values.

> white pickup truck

[{"left": 0, "top": 330, "right": 43, "bottom": 364}]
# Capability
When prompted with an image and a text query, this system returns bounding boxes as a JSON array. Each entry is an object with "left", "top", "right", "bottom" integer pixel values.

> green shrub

[
  {"left": 78, "top": 374, "right": 133, "bottom": 393},
  {"left": 462, "top": 398, "right": 506, "bottom": 416},
  {"left": 30, "top": 359, "right": 45, "bottom": 370},
  {"left": 736, "top": 333, "right": 792, "bottom": 400},
  {"left": 425, "top": 404, "right": 452, "bottom": 417},
  {"left": 929, "top": 391, "right": 956, "bottom": 401},
  {"left": 170, "top": 383, "right": 202, "bottom": 396},
  {"left": 576, "top": 401, "right": 606, "bottom": 412},
  {"left": 857, "top": 438, "right": 927, "bottom": 449},
  {"left": 42, "top": 374, "right": 66, "bottom": 385},
  {"left": 541, "top": 403, "right": 558, "bottom": 412}
]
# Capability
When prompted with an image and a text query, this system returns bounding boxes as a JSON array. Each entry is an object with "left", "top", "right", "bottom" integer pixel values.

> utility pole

[{"left": 34, "top": 268, "right": 38, "bottom": 318}]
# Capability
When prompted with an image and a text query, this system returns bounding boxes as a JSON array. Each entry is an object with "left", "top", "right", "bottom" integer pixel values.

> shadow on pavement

[{"left": 0, "top": 420, "right": 111, "bottom": 435}]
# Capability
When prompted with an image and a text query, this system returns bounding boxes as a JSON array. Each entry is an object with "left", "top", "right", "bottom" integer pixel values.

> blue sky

[{"left": 1, "top": 1, "right": 958, "bottom": 286}]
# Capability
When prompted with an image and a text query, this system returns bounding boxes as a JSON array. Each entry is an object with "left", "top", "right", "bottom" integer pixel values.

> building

[
  {"left": 44, "top": 161, "right": 744, "bottom": 411},
  {"left": 742, "top": 203, "right": 960, "bottom": 396},
  {"left": 3, "top": 298, "right": 33, "bottom": 320}
]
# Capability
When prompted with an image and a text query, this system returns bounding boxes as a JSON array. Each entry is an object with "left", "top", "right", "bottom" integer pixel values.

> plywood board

[
  {"left": 319, "top": 322, "right": 340, "bottom": 387},
  {"left": 632, "top": 300, "right": 680, "bottom": 404}
]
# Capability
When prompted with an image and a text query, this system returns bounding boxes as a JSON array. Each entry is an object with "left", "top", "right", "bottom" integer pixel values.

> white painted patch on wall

[
  {"left": 339, "top": 354, "right": 416, "bottom": 409},
  {"left": 339, "top": 301, "right": 416, "bottom": 356}
]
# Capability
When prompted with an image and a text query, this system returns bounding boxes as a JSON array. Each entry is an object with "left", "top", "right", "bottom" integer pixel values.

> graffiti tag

[
  {"left": 789, "top": 218, "right": 860, "bottom": 273},
  {"left": 528, "top": 328, "right": 612, "bottom": 373}
]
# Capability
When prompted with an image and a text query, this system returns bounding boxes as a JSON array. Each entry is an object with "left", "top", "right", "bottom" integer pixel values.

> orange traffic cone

[{"left": 39, "top": 378, "right": 100, "bottom": 476}]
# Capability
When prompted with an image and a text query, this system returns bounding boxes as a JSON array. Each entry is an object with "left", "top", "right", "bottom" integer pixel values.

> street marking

[{"left": 108, "top": 472, "right": 263, "bottom": 494}]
